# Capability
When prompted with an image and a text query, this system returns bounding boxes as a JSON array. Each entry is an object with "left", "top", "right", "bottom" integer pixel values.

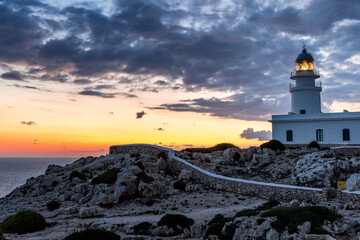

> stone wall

[
  {"left": 109, "top": 144, "right": 324, "bottom": 203},
  {"left": 109, "top": 144, "right": 171, "bottom": 158},
  {"left": 330, "top": 146, "right": 360, "bottom": 156},
  {"left": 337, "top": 190, "right": 360, "bottom": 207}
]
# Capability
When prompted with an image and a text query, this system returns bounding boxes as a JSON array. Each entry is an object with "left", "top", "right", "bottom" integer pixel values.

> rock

[
  {"left": 183, "top": 227, "right": 191, "bottom": 238},
  {"left": 64, "top": 206, "right": 78, "bottom": 215},
  {"left": 152, "top": 225, "right": 171, "bottom": 236},
  {"left": 70, "top": 193, "right": 83, "bottom": 202},
  {"left": 39, "top": 175, "right": 55, "bottom": 187},
  {"left": 79, "top": 206, "right": 104, "bottom": 218},
  {"left": 266, "top": 228, "right": 279, "bottom": 240},
  {"left": 346, "top": 174, "right": 360, "bottom": 192},
  {"left": 191, "top": 223, "right": 202, "bottom": 238},
  {"left": 179, "top": 169, "right": 192, "bottom": 180},
  {"left": 45, "top": 164, "right": 64, "bottom": 175},
  {"left": 289, "top": 199, "right": 300, "bottom": 207},
  {"left": 298, "top": 221, "right": 311, "bottom": 239},
  {"left": 240, "top": 152, "right": 251, "bottom": 162},
  {"left": 222, "top": 147, "right": 240, "bottom": 161},
  {"left": 138, "top": 181, "right": 162, "bottom": 197}
]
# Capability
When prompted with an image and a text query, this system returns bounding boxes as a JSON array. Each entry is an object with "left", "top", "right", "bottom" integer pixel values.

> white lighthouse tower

[
  {"left": 289, "top": 45, "right": 322, "bottom": 115},
  {"left": 270, "top": 45, "right": 360, "bottom": 145}
]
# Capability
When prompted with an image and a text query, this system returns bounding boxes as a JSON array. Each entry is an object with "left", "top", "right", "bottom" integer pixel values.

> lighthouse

[
  {"left": 289, "top": 45, "right": 322, "bottom": 115},
  {"left": 269, "top": 45, "right": 360, "bottom": 145}
]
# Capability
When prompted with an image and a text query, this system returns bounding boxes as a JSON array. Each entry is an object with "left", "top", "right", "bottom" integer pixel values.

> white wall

[{"left": 272, "top": 119, "right": 360, "bottom": 144}]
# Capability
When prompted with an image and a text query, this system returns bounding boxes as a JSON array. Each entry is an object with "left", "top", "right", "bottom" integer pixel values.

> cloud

[
  {"left": 240, "top": 128, "right": 272, "bottom": 141},
  {"left": 21, "top": 121, "right": 37, "bottom": 126},
  {"left": 156, "top": 128, "right": 164, "bottom": 131},
  {"left": 136, "top": 111, "right": 146, "bottom": 119},
  {"left": 109, "top": 112, "right": 114, "bottom": 115},
  {"left": 183, "top": 144, "right": 194, "bottom": 147},
  {"left": 73, "top": 79, "right": 92, "bottom": 85},
  {"left": 151, "top": 93, "right": 284, "bottom": 121},
  {"left": 78, "top": 90, "right": 116, "bottom": 98},
  {"left": 33, "top": 139, "right": 38, "bottom": 145},
  {"left": 9, "top": 84, "right": 51, "bottom": 92},
  {"left": 1, "top": 71, "right": 24, "bottom": 81}
]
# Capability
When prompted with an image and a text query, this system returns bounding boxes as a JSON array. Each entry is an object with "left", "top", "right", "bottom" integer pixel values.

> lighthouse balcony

[
  {"left": 290, "top": 69, "right": 320, "bottom": 79},
  {"left": 289, "top": 81, "right": 322, "bottom": 91}
]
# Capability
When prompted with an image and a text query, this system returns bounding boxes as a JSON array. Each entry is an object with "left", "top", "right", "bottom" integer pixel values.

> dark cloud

[
  {"left": 156, "top": 128, "right": 164, "bottom": 131},
  {"left": 8, "top": 84, "right": 50, "bottom": 91},
  {"left": 78, "top": 90, "right": 116, "bottom": 98},
  {"left": 151, "top": 93, "right": 284, "bottom": 121},
  {"left": 136, "top": 111, "right": 146, "bottom": 119},
  {"left": 0, "top": 0, "right": 359, "bottom": 120},
  {"left": 73, "top": 79, "right": 92, "bottom": 85},
  {"left": 109, "top": 112, "right": 114, "bottom": 115},
  {"left": 1, "top": 71, "right": 24, "bottom": 81},
  {"left": 240, "top": 128, "right": 272, "bottom": 141},
  {"left": 21, "top": 121, "right": 37, "bottom": 126}
]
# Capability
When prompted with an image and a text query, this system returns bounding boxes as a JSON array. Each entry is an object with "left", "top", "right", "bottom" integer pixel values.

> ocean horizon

[{"left": 0, "top": 157, "right": 77, "bottom": 198}]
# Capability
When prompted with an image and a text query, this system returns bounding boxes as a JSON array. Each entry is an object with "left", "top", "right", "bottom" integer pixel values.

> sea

[{"left": 0, "top": 157, "right": 77, "bottom": 198}]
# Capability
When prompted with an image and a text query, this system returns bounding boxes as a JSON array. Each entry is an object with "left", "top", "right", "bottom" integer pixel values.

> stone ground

[{"left": 2, "top": 191, "right": 264, "bottom": 240}]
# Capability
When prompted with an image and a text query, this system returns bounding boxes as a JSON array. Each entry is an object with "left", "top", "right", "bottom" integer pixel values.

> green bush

[
  {"left": 256, "top": 199, "right": 280, "bottom": 211},
  {"left": 0, "top": 231, "right": 4, "bottom": 240},
  {"left": 136, "top": 172, "right": 154, "bottom": 184},
  {"left": 158, "top": 214, "right": 194, "bottom": 233},
  {"left": 135, "top": 161, "right": 145, "bottom": 171},
  {"left": 133, "top": 222, "right": 152, "bottom": 235},
  {"left": 307, "top": 141, "right": 320, "bottom": 150},
  {"left": 157, "top": 152, "right": 167, "bottom": 161},
  {"left": 256, "top": 218, "right": 266, "bottom": 225},
  {"left": 206, "top": 214, "right": 234, "bottom": 239},
  {"left": 69, "top": 170, "right": 86, "bottom": 181},
  {"left": 260, "top": 140, "right": 286, "bottom": 151},
  {"left": 261, "top": 206, "right": 339, "bottom": 234},
  {"left": 47, "top": 200, "right": 60, "bottom": 211},
  {"left": 63, "top": 229, "right": 120, "bottom": 240},
  {"left": 91, "top": 168, "right": 120, "bottom": 185},
  {"left": 173, "top": 180, "right": 186, "bottom": 190},
  {"left": 1, "top": 210, "right": 46, "bottom": 234},
  {"left": 233, "top": 152, "right": 240, "bottom": 162},
  {"left": 235, "top": 209, "right": 259, "bottom": 217},
  {"left": 184, "top": 143, "right": 236, "bottom": 153}
]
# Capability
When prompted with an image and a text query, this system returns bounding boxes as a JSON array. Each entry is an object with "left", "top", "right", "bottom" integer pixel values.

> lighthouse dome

[{"left": 296, "top": 48, "right": 314, "bottom": 61}]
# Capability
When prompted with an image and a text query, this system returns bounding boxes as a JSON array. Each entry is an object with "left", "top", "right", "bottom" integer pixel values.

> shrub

[
  {"left": 157, "top": 152, "right": 167, "bottom": 161},
  {"left": 91, "top": 168, "right": 119, "bottom": 185},
  {"left": 69, "top": 170, "right": 86, "bottom": 181},
  {"left": 47, "top": 200, "right": 60, "bottom": 211},
  {"left": 0, "top": 231, "right": 4, "bottom": 240},
  {"left": 63, "top": 229, "right": 120, "bottom": 240},
  {"left": 261, "top": 206, "right": 339, "bottom": 234},
  {"left": 184, "top": 143, "right": 236, "bottom": 153},
  {"left": 136, "top": 172, "right": 154, "bottom": 184},
  {"left": 133, "top": 222, "right": 152, "bottom": 235},
  {"left": 260, "top": 140, "right": 286, "bottom": 151},
  {"left": 158, "top": 214, "right": 194, "bottom": 230},
  {"left": 307, "top": 141, "right": 320, "bottom": 150},
  {"left": 173, "top": 180, "right": 186, "bottom": 190},
  {"left": 206, "top": 214, "right": 234, "bottom": 239},
  {"left": 256, "top": 199, "right": 280, "bottom": 211},
  {"left": 256, "top": 218, "right": 266, "bottom": 225},
  {"left": 1, "top": 210, "right": 46, "bottom": 234},
  {"left": 235, "top": 209, "right": 259, "bottom": 217},
  {"left": 233, "top": 152, "right": 240, "bottom": 162}
]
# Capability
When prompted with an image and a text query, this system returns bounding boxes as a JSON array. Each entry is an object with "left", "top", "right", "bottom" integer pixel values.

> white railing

[
  {"left": 290, "top": 69, "right": 320, "bottom": 77},
  {"left": 289, "top": 81, "right": 322, "bottom": 90}
]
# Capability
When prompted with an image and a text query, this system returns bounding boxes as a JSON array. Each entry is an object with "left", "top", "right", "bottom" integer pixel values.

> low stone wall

[
  {"left": 109, "top": 144, "right": 170, "bottom": 158},
  {"left": 170, "top": 157, "right": 323, "bottom": 203},
  {"left": 109, "top": 144, "right": 324, "bottom": 203},
  {"left": 330, "top": 146, "right": 360, "bottom": 156},
  {"left": 337, "top": 190, "right": 360, "bottom": 207}
]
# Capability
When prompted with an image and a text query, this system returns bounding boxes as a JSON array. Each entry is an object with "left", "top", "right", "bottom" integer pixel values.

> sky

[{"left": 1, "top": 0, "right": 360, "bottom": 157}]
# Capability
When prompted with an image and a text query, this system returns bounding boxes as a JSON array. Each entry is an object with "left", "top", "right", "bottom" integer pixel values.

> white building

[{"left": 269, "top": 46, "right": 360, "bottom": 145}]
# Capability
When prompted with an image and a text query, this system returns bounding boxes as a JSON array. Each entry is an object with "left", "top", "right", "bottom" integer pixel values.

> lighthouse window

[
  {"left": 343, "top": 129, "right": 350, "bottom": 141},
  {"left": 300, "top": 109, "right": 306, "bottom": 114},
  {"left": 286, "top": 130, "right": 293, "bottom": 142},
  {"left": 316, "top": 129, "right": 323, "bottom": 141}
]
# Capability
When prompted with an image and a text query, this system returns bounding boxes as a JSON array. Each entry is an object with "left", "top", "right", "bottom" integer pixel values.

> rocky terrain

[{"left": 1, "top": 146, "right": 360, "bottom": 239}]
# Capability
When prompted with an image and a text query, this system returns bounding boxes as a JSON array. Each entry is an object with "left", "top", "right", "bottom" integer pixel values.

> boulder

[
  {"left": 45, "top": 164, "right": 64, "bottom": 175},
  {"left": 191, "top": 223, "right": 202, "bottom": 238},
  {"left": 79, "top": 206, "right": 104, "bottom": 218},
  {"left": 346, "top": 174, "right": 360, "bottom": 192},
  {"left": 266, "top": 228, "right": 279, "bottom": 240},
  {"left": 179, "top": 169, "right": 192, "bottom": 180}
]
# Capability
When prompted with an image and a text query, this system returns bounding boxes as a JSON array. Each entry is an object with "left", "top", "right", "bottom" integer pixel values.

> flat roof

[{"left": 269, "top": 111, "right": 360, "bottom": 123}]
